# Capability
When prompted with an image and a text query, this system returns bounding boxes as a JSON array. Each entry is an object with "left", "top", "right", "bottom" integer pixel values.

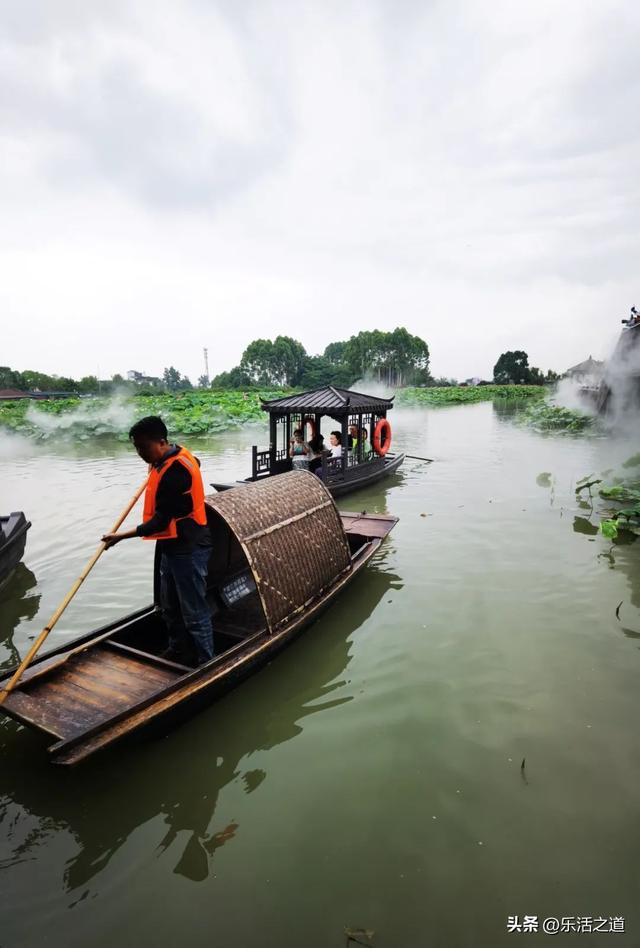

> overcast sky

[{"left": 2, "top": 0, "right": 638, "bottom": 382}]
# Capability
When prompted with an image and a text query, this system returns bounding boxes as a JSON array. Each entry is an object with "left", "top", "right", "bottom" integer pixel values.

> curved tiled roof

[{"left": 261, "top": 385, "right": 394, "bottom": 414}]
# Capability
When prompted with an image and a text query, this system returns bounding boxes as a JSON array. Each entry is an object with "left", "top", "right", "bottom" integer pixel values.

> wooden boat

[
  {"left": 0, "top": 512, "right": 31, "bottom": 588},
  {"left": 212, "top": 385, "right": 405, "bottom": 497},
  {"left": 0, "top": 472, "right": 397, "bottom": 765}
]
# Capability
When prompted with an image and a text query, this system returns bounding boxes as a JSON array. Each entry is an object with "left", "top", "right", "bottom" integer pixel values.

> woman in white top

[{"left": 329, "top": 431, "right": 343, "bottom": 457}]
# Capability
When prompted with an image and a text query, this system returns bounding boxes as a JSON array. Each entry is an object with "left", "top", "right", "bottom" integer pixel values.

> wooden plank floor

[
  {"left": 340, "top": 513, "right": 398, "bottom": 538},
  {"left": 3, "top": 645, "right": 181, "bottom": 740}
]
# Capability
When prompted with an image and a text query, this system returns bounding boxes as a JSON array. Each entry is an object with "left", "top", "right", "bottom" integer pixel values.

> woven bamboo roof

[
  {"left": 205, "top": 471, "right": 351, "bottom": 633},
  {"left": 261, "top": 385, "right": 394, "bottom": 414}
]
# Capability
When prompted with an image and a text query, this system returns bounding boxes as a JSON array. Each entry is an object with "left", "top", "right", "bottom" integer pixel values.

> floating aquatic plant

[
  {"left": 576, "top": 458, "right": 640, "bottom": 540},
  {"left": 520, "top": 402, "right": 596, "bottom": 434}
]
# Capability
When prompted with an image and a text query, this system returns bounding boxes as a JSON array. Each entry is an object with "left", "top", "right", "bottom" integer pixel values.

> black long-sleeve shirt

[{"left": 136, "top": 445, "right": 211, "bottom": 554}]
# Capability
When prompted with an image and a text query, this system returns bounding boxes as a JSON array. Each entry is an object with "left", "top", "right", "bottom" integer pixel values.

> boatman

[{"left": 101, "top": 415, "right": 214, "bottom": 665}]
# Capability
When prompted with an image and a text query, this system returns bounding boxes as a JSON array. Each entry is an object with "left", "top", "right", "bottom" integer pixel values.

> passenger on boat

[
  {"left": 308, "top": 433, "right": 330, "bottom": 473},
  {"left": 329, "top": 431, "right": 343, "bottom": 457},
  {"left": 101, "top": 415, "right": 215, "bottom": 666},
  {"left": 348, "top": 425, "right": 369, "bottom": 456},
  {"left": 289, "top": 428, "right": 310, "bottom": 469}
]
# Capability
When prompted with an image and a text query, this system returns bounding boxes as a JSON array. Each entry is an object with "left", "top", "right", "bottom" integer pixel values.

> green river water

[{"left": 1, "top": 402, "right": 639, "bottom": 947}]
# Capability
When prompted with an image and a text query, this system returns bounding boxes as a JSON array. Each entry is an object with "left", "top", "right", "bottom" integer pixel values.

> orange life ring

[
  {"left": 373, "top": 419, "right": 392, "bottom": 456},
  {"left": 302, "top": 416, "right": 316, "bottom": 441}
]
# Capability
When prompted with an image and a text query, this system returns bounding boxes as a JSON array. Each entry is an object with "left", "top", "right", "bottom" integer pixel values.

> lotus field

[
  {"left": 0, "top": 391, "right": 283, "bottom": 441},
  {"left": 0, "top": 384, "right": 586, "bottom": 442},
  {"left": 397, "top": 384, "right": 546, "bottom": 406}
]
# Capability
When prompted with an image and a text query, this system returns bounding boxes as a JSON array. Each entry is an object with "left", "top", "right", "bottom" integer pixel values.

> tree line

[
  {"left": 0, "top": 365, "right": 198, "bottom": 395},
  {"left": 212, "top": 327, "right": 431, "bottom": 388},
  {"left": 0, "top": 340, "right": 559, "bottom": 397}
]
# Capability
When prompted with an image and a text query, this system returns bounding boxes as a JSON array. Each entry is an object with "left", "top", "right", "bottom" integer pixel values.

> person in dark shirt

[{"left": 102, "top": 415, "right": 214, "bottom": 665}]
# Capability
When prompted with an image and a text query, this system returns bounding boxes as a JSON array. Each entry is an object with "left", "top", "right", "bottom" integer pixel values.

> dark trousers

[{"left": 159, "top": 548, "right": 214, "bottom": 663}]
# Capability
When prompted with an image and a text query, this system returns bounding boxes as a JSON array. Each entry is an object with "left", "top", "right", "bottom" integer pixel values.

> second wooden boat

[
  {"left": 212, "top": 385, "right": 405, "bottom": 497},
  {"left": 0, "top": 512, "right": 31, "bottom": 588}
]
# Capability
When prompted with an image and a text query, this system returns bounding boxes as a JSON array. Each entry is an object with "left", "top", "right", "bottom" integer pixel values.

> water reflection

[
  {"left": 0, "top": 564, "right": 40, "bottom": 668},
  {"left": 0, "top": 564, "right": 400, "bottom": 891},
  {"left": 572, "top": 516, "right": 598, "bottom": 537}
]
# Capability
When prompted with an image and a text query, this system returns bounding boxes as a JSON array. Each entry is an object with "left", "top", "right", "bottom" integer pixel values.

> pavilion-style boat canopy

[
  {"left": 261, "top": 385, "right": 395, "bottom": 415},
  {"left": 212, "top": 385, "right": 405, "bottom": 498}
]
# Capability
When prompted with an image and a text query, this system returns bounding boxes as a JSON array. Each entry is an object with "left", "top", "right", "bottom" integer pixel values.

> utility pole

[{"left": 203, "top": 347, "right": 210, "bottom": 385}]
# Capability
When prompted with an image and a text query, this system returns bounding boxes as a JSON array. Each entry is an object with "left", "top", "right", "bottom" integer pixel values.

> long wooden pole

[
  {"left": 0, "top": 477, "right": 148, "bottom": 704},
  {"left": 405, "top": 454, "right": 434, "bottom": 463}
]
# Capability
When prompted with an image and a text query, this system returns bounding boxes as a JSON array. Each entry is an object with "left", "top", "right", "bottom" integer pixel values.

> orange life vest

[{"left": 142, "top": 446, "right": 207, "bottom": 541}]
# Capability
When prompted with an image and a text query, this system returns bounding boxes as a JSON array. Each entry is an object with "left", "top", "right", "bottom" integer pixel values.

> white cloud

[{"left": 1, "top": 0, "right": 639, "bottom": 382}]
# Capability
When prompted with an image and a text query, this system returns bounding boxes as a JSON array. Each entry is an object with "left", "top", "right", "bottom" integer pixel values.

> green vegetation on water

[
  {"left": 0, "top": 385, "right": 550, "bottom": 441},
  {"left": 519, "top": 401, "right": 596, "bottom": 434},
  {"left": 0, "top": 391, "right": 284, "bottom": 441},
  {"left": 397, "top": 384, "right": 546, "bottom": 406},
  {"left": 576, "top": 456, "right": 640, "bottom": 540},
  {"left": 0, "top": 385, "right": 590, "bottom": 442}
]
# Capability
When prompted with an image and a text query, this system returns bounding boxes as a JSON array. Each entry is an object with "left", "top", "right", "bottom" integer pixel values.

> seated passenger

[
  {"left": 289, "top": 428, "right": 310, "bottom": 469},
  {"left": 329, "top": 431, "right": 343, "bottom": 457},
  {"left": 308, "top": 433, "right": 329, "bottom": 472}
]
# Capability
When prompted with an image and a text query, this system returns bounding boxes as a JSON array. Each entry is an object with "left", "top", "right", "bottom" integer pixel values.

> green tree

[
  {"left": 211, "top": 366, "right": 252, "bottom": 388},
  {"left": 240, "top": 339, "right": 275, "bottom": 385},
  {"left": 342, "top": 328, "right": 430, "bottom": 386},
  {"left": 163, "top": 366, "right": 184, "bottom": 391},
  {"left": 20, "top": 370, "right": 55, "bottom": 391},
  {"left": 272, "top": 336, "right": 307, "bottom": 385},
  {"left": 297, "top": 355, "right": 356, "bottom": 389},
  {"left": 55, "top": 376, "right": 79, "bottom": 392},
  {"left": 493, "top": 351, "right": 532, "bottom": 384},
  {"left": 78, "top": 375, "right": 99, "bottom": 394},
  {"left": 240, "top": 336, "right": 307, "bottom": 386},
  {"left": 323, "top": 341, "right": 348, "bottom": 365},
  {"left": 0, "top": 366, "right": 25, "bottom": 389}
]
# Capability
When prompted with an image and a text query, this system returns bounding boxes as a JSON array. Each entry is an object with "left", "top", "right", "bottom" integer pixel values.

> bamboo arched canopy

[{"left": 205, "top": 471, "right": 351, "bottom": 633}]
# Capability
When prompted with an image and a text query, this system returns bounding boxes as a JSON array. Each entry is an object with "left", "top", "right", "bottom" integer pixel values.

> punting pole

[
  {"left": 0, "top": 477, "right": 148, "bottom": 704},
  {"left": 405, "top": 455, "right": 434, "bottom": 462}
]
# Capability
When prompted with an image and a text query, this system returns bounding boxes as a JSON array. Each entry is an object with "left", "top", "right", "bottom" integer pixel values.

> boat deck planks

[
  {"left": 2, "top": 645, "right": 181, "bottom": 740},
  {"left": 340, "top": 512, "right": 398, "bottom": 538}
]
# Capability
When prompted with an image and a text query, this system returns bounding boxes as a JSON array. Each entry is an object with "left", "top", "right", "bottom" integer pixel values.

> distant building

[
  {"left": 0, "top": 388, "right": 30, "bottom": 400},
  {"left": 564, "top": 356, "right": 604, "bottom": 384},
  {"left": 126, "top": 370, "right": 161, "bottom": 386},
  {"left": 464, "top": 377, "right": 483, "bottom": 386}
]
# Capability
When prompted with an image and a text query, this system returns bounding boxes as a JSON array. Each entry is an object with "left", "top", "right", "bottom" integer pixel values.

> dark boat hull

[
  {"left": 212, "top": 452, "right": 405, "bottom": 497},
  {"left": 0, "top": 512, "right": 31, "bottom": 587},
  {"left": 0, "top": 514, "right": 396, "bottom": 765}
]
